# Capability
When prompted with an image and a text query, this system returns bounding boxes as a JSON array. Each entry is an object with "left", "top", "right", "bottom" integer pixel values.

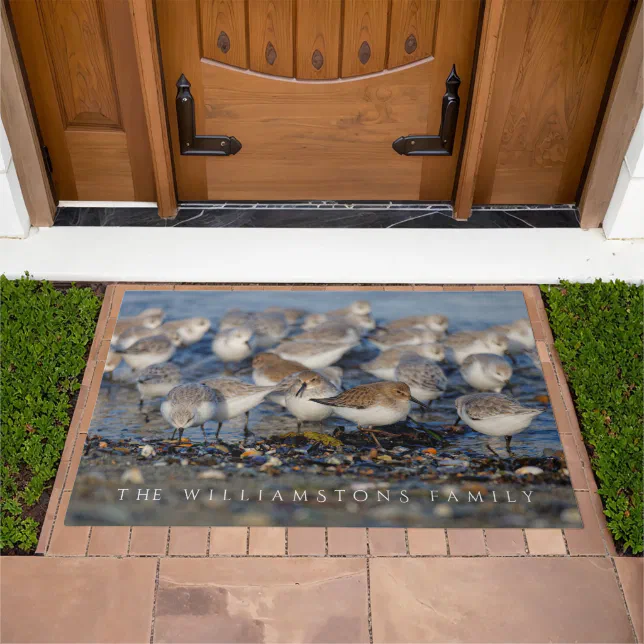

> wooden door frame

[
  {"left": 1, "top": 1, "right": 56, "bottom": 227},
  {"left": 4, "top": 0, "right": 640, "bottom": 226}
]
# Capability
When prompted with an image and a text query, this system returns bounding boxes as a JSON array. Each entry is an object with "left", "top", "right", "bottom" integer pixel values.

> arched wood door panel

[{"left": 157, "top": 0, "right": 480, "bottom": 201}]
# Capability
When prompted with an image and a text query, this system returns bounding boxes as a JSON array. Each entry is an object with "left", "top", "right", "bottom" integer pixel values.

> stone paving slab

[
  {"left": 0, "top": 557, "right": 156, "bottom": 643},
  {"left": 369, "top": 557, "right": 635, "bottom": 643}
]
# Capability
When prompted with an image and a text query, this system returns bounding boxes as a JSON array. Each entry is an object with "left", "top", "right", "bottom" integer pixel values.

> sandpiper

[
  {"left": 454, "top": 392, "right": 545, "bottom": 454},
  {"left": 444, "top": 331, "right": 508, "bottom": 365},
  {"left": 160, "top": 317, "right": 211, "bottom": 346},
  {"left": 284, "top": 370, "right": 341, "bottom": 430},
  {"left": 136, "top": 363, "right": 181, "bottom": 408},
  {"left": 272, "top": 340, "right": 353, "bottom": 369},
  {"left": 526, "top": 349, "right": 543, "bottom": 373},
  {"left": 212, "top": 326, "right": 254, "bottom": 363},
  {"left": 394, "top": 353, "right": 448, "bottom": 404},
  {"left": 113, "top": 308, "right": 164, "bottom": 344},
  {"left": 386, "top": 314, "right": 449, "bottom": 336},
  {"left": 302, "top": 313, "right": 329, "bottom": 330},
  {"left": 460, "top": 353, "right": 513, "bottom": 393},
  {"left": 160, "top": 383, "right": 218, "bottom": 443},
  {"left": 290, "top": 322, "right": 360, "bottom": 346},
  {"left": 252, "top": 353, "right": 307, "bottom": 386},
  {"left": 489, "top": 318, "right": 535, "bottom": 352},
  {"left": 271, "top": 365, "right": 343, "bottom": 407},
  {"left": 120, "top": 333, "right": 180, "bottom": 370},
  {"left": 251, "top": 311, "right": 289, "bottom": 349},
  {"left": 369, "top": 327, "right": 440, "bottom": 350},
  {"left": 328, "top": 300, "right": 372, "bottom": 317},
  {"left": 113, "top": 324, "right": 166, "bottom": 350},
  {"left": 219, "top": 309, "right": 252, "bottom": 331},
  {"left": 264, "top": 306, "right": 307, "bottom": 325},
  {"left": 104, "top": 349, "right": 123, "bottom": 376},
  {"left": 201, "top": 377, "right": 275, "bottom": 438},
  {"left": 311, "top": 381, "right": 428, "bottom": 445},
  {"left": 360, "top": 344, "right": 445, "bottom": 380}
]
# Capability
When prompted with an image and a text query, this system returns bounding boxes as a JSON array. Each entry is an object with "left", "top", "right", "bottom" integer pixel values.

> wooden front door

[
  {"left": 8, "top": 0, "right": 155, "bottom": 202},
  {"left": 157, "top": 0, "right": 480, "bottom": 201}
]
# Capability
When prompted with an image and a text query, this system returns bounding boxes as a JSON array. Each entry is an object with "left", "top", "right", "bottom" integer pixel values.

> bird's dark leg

[
  {"left": 171, "top": 428, "right": 177, "bottom": 440},
  {"left": 297, "top": 420, "right": 302, "bottom": 433},
  {"left": 139, "top": 398, "right": 144, "bottom": 410},
  {"left": 201, "top": 424, "right": 208, "bottom": 443},
  {"left": 177, "top": 427, "right": 184, "bottom": 443},
  {"left": 244, "top": 411, "right": 250, "bottom": 431},
  {"left": 215, "top": 422, "right": 223, "bottom": 439},
  {"left": 505, "top": 435, "right": 513, "bottom": 455},
  {"left": 358, "top": 425, "right": 382, "bottom": 449},
  {"left": 453, "top": 417, "right": 461, "bottom": 426},
  {"left": 486, "top": 443, "right": 500, "bottom": 458}
]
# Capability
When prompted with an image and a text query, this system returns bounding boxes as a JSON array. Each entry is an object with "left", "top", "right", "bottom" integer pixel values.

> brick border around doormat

[{"left": 38, "top": 284, "right": 617, "bottom": 558}]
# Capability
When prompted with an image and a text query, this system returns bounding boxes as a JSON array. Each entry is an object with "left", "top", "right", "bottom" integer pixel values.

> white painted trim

[
  {"left": 0, "top": 114, "right": 30, "bottom": 239},
  {"left": 57, "top": 201, "right": 158, "bottom": 208},
  {"left": 0, "top": 226, "right": 642, "bottom": 284}
]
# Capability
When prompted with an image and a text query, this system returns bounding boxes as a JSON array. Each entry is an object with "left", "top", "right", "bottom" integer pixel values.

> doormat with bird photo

[{"left": 66, "top": 288, "right": 582, "bottom": 528}]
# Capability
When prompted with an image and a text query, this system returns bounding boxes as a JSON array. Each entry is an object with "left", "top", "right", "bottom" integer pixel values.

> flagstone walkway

[{"left": 1, "top": 285, "right": 642, "bottom": 644}]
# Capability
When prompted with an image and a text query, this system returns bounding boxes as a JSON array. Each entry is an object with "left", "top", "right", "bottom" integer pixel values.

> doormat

[{"left": 66, "top": 288, "right": 582, "bottom": 528}]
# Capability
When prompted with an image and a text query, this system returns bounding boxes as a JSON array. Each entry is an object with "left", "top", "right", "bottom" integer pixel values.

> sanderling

[
  {"left": 160, "top": 383, "right": 218, "bottom": 443},
  {"left": 284, "top": 370, "right": 341, "bottom": 429},
  {"left": 219, "top": 309, "right": 253, "bottom": 331},
  {"left": 526, "top": 349, "right": 543, "bottom": 373},
  {"left": 113, "top": 308, "right": 164, "bottom": 344},
  {"left": 113, "top": 325, "right": 163, "bottom": 350},
  {"left": 489, "top": 318, "right": 535, "bottom": 352},
  {"left": 328, "top": 300, "right": 372, "bottom": 317},
  {"left": 251, "top": 311, "right": 289, "bottom": 349},
  {"left": 271, "top": 340, "right": 353, "bottom": 369},
  {"left": 212, "top": 326, "right": 254, "bottom": 363},
  {"left": 460, "top": 353, "right": 513, "bottom": 393},
  {"left": 369, "top": 327, "right": 440, "bottom": 350},
  {"left": 386, "top": 314, "right": 449, "bottom": 336},
  {"left": 160, "top": 317, "right": 211, "bottom": 346},
  {"left": 338, "top": 312, "right": 377, "bottom": 331},
  {"left": 201, "top": 377, "right": 275, "bottom": 438},
  {"left": 291, "top": 322, "right": 361, "bottom": 346},
  {"left": 311, "top": 381, "right": 428, "bottom": 445},
  {"left": 360, "top": 344, "right": 445, "bottom": 379},
  {"left": 104, "top": 349, "right": 123, "bottom": 375},
  {"left": 444, "top": 331, "right": 508, "bottom": 365},
  {"left": 394, "top": 353, "right": 448, "bottom": 404},
  {"left": 264, "top": 306, "right": 307, "bottom": 325},
  {"left": 301, "top": 313, "right": 329, "bottom": 330},
  {"left": 455, "top": 392, "right": 544, "bottom": 454},
  {"left": 136, "top": 363, "right": 181, "bottom": 407},
  {"left": 120, "top": 333, "right": 180, "bottom": 370}
]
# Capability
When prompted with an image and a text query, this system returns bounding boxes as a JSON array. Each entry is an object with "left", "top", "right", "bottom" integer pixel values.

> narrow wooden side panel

[
  {"left": 37, "top": 0, "right": 121, "bottom": 128},
  {"left": 201, "top": 0, "right": 248, "bottom": 69},
  {"left": 248, "top": 0, "right": 294, "bottom": 77},
  {"left": 341, "top": 0, "right": 389, "bottom": 77},
  {"left": 387, "top": 0, "right": 438, "bottom": 69},
  {"left": 295, "top": 0, "right": 342, "bottom": 79}
]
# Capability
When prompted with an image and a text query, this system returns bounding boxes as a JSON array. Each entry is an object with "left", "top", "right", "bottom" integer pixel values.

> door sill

[{"left": 53, "top": 202, "right": 580, "bottom": 229}]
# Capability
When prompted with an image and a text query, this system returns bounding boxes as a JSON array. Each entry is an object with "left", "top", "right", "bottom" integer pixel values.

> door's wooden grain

[
  {"left": 387, "top": 0, "right": 438, "bottom": 69},
  {"left": 248, "top": 0, "right": 294, "bottom": 77},
  {"left": 295, "top": 0, "right": 342, "bottom": 79},
  {"left": 201, "top": 0, "right": 248, "bottom": 69},
  {"left": 341, "top": 0, "right": 390, "bottom": 77}
]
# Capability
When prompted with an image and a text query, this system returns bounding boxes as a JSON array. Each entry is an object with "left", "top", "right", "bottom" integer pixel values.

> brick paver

[{"left": 13, "top": 284, "right": 638, "bottom": 644}]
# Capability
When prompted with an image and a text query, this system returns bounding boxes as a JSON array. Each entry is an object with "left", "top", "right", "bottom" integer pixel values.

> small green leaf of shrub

[
  {"left": 1, "top": 275, "right": 101, "bottom": 553},
  {"left": 542, "top": 280, "right": 643, "bottom": 554}
]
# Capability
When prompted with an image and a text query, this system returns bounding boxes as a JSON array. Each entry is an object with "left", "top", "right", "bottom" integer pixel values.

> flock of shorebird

[{"left": 105, "top": 300, "right": 545, "bottom": 454}]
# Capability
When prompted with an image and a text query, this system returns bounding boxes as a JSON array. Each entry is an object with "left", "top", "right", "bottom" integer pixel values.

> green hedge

[
  {"left": 542, "top": 280, "right": 643, "bottom": 554},
  {"left": 1, "top": 275, "right": 101, "bottom": 553}
]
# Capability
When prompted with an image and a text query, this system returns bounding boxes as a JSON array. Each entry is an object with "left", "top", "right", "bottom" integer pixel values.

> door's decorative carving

[
  {"left": 358, "top": 41, "right": 371, "bottom": 65},
  {"left": 311, "top": 49, "right": 324, "bottom": 71},
  {"left": 392, "top": 65, "right": 461, "bottom": 156},
  {"left": 175, "top": 74, "right": 242, "bottom": 156},
  {"left": 217, "top": 31, "right": 231, "bottom": 54},
  {"left": 265, "top": 41, "right": 277, "bottom": 65},
  {"left": 404, "top": 34, "right": 417, "bottom": 54}
]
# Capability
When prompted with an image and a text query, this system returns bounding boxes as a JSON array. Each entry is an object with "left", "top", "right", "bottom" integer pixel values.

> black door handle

[
  {"left": 392, "top": 65, "right": 461, "bottom": 156},
  {"left": 175, "top": 74, "right": 242, "bottom": 156}
]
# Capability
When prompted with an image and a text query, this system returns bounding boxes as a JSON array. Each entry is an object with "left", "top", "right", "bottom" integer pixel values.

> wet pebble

[
  {"left": 121, "top": 467, "right": 144, "bottom": 484},
  {"left": 515, "top": 466, "right": 544, "bottom": 476}
]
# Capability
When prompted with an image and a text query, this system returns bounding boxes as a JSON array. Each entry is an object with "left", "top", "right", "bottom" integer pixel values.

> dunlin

[
  {"left": 394, "top": 353, "right": 448, "bottom": 404},
  {"left": 291, "top": 322, "right": 360, "bottom": 346},
  {"left": 271, "top": 365, "right": 343, "bottom": 407},
  {"left": 161, "top": 317, "right": 211, "bottom": 346},
  {"left": 311, "top": 381, "right": 428, "bottom": 445},
  {"left": 360, "top": 344, "right": 445, "bottom": 380},
  {"left": 455, "top": 392, "right": 544, "bottom": 454},
  {"left": 369, "top": 327, "right": 440, "bottom": 350},
  {"left": 160, "top": 383, "right": 218, "bottom": 443},
  {"left": 444, "top": 331, "right": 508, "bottom": 365},
  {"left": 386, "top": 314, "right": 449, "bottom": 336},
  {"left": 252, "top": 353, "right": 307, "bottom": 386},
  {"left": 136, "top": 363, "right": 181, "bottom": 407},
  {"left": 113, "top": 308, "right": 164, "bottom": 344},
  {"left": 201, "top": 377, "right": 275, "bottom": 438},
  {"left": 284, "top": 370, "right": 341, "bottom": 429},
  {"left": 489, "top": 318, "right": 535, "bottom": 352},
  {"left": 251, "top": 311, "right": 289, "bottom": 349},
  {"left": 120, "top": 333, "right": 180, "bottom": 370},
  {"left": 212, "top": 326, "right": 254, "bottom": 363},
  {"left": 272, "top": 340, "right": 353, "bottom": 369},
  {"left": 460, "top": 353, "right": 513, "bottom": 393}
]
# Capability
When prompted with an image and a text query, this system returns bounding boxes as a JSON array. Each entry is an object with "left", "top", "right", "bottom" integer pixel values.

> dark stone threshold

[{"left": 53, "top": 202, "right": 580, "bottom": 229}]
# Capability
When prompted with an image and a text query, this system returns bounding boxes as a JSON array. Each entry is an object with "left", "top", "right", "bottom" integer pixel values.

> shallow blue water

[{"left": 90, "top": 290, "right": 562, "bottom": 457}]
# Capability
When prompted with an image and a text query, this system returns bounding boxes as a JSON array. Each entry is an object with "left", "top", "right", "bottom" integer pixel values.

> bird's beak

[
  {"left": 296, "top": 382, "right": 307, "bottom": 398},
  {"left": 410, "top": 396, "right": 430, "bottom": 410}
]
